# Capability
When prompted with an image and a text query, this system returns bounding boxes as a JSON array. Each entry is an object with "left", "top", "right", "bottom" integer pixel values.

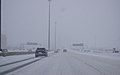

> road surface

[{"left": 1, "top": 51, "right": 120, "bottom": 75}]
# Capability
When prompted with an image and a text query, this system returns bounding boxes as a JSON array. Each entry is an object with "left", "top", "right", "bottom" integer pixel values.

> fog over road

[{"left": 7, "top": 51, "right": 120, "bottom": 75}]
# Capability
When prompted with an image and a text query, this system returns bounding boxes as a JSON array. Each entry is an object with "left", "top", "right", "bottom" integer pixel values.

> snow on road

[{"left": 7, "top": 51, "right": 120, "bottom": 75}]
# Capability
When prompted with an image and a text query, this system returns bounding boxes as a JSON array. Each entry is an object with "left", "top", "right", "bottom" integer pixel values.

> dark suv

[{"left": 35, "top": 48, "right": 48, "bottom": 57}]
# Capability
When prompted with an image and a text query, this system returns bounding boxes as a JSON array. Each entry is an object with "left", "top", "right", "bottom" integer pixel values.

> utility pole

[
  {"left": 94, "top": 35, "right": 97, "bottom": 50},
  {"left": 55, "top": 21, "right": 57, "bottom": 50},
  {"left": 48, "top": 0, "right": 51, "bottom": 51},
  {"left": 0, "top": 0, "right": 1, "bottom": 51}
]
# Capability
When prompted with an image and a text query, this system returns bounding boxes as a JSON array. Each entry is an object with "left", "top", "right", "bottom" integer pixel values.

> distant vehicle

[
  {"left": 63, "top": 49, "right": 67, "bottom": 52},
  {"left": 1, "top": 49, "right": 8, "bottom": 57},
  {"left": 0, "top": 49, "right": 2, "bottom": 52},
  {"left": 28, "top": 49, "right": 32, "bottom": 52},
  {"left": 35, "top": 48, "right": 48, "bottom": 57},
  {"left": 113, "top": 48, "right": 119, "bottom": 53},
  {"left": 57, "top": 49, "right": 61, "bottom": 51},
  {"left": 2, "top": 49, "right": 8, "bottom": 52},
  {"left": 54, "top": 50, "right": 58, "bottom": 53},
  {"left": 114, "top": 51, "right": 119, "bottom": 53}
]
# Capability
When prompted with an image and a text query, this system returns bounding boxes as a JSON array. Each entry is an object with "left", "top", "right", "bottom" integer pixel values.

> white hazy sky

[{"left": 1, "top": 0, "right": 120, "bottom": 49}]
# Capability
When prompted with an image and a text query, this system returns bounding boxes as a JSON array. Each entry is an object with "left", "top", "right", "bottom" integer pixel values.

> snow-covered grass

[
  {"left": 69, "top": 49, "right": 120, "bottom": 60},
  {"left": 8, "top": 49, "right": 31, "bottom": 52}
]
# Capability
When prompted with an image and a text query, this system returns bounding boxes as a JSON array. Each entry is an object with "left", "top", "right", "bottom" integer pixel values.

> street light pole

[
  {"left": 55, "top": 21, "right": 57, "bottom": 50},
  {"left": 48, "top": 0, "right": 51, "bottom": 51}
]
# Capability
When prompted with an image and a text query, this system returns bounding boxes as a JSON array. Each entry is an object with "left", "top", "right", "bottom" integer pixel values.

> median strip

[
  {"left": 0, "top": 57, "right": 34, "bottom": 67},
  {"left": 0, "top": 57, "right": 44, "bottom": 75}
]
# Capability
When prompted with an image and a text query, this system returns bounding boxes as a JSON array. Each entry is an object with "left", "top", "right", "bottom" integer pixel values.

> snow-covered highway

[{"left": 0, "top": 50, "right": 118, "bottom": 75}]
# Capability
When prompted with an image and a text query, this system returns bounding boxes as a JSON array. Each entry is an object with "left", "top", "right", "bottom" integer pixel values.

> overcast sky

[{"left": 1, "top": 0, "right": 120, "bottom": 49}]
